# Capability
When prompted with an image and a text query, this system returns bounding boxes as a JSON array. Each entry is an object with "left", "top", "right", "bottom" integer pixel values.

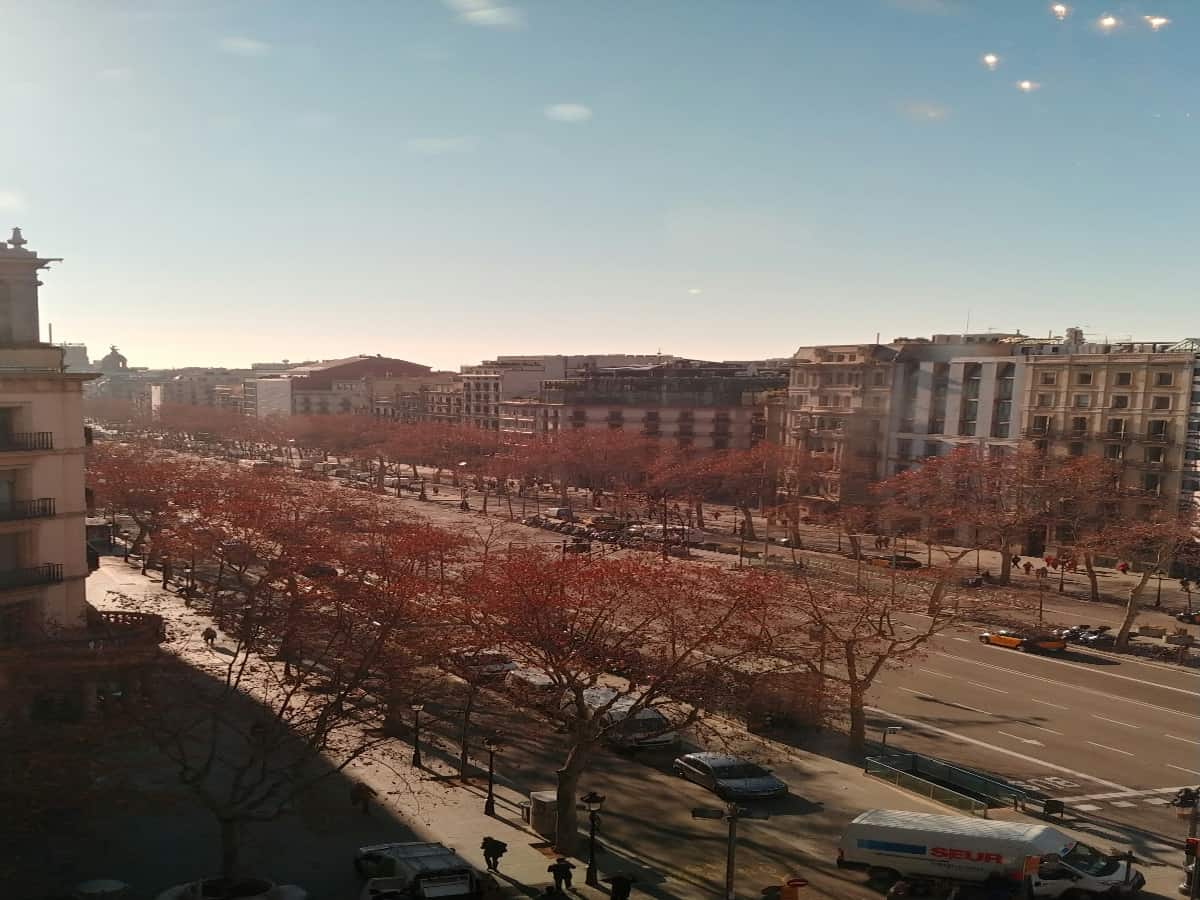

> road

[{"left": 869, "top": 620, "right": 1200, "bottom": 837}]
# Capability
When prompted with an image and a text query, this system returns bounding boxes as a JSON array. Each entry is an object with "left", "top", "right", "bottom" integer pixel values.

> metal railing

[
  {"left": 0, "top": 563, "right": 64, "bottom": 590},
  {"left": 0, "top": 498, "right": 55, "bottom": 521},
  {"left": 0, "top": 432, "right": 54, "bottom": 452},
  {"left": 866, "top": 757, "right": 988, "bottom": 817}
]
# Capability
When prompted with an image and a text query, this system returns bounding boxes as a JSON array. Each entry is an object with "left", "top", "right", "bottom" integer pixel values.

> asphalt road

[{"left": 868, "top": 621, "right": 1200, "bottom": 837}]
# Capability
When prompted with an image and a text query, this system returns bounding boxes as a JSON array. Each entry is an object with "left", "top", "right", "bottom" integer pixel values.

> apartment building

[
  {"left": 0, "top": 228, "right": 162, "bottom": 724},
  {"left": 786, "top": 343, "right": 898, "bottom": 502},
  {"left": 1022, "top": 339, "right": 1196, "bottom": 515},
  {"left": 425, "top": 380, "right": 464, "bottom": 426},
  {"left": 883, "top": 333, "right": 1027, "bottom": 476},
  {"left": 534, "top": 360, "right": 785, "bottom": 449},
  {"left": 287, "top": 356, "right": 431, "bottom": 416}
]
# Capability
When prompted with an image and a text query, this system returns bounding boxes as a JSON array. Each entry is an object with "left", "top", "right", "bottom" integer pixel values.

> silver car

[{"left": 672, "top": 752, "right": 788, "bottom": 801}]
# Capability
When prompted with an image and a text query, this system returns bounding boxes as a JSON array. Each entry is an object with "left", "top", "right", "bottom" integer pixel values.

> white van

[
  {"left": 838, "top": 809, "right": 1144, "bottom": 896},
  {"left": 561, "top": 686, "right": 679, "bottom": 750},
  {"left": 544, "top": 507, "right": 574, "bottom": 521}
]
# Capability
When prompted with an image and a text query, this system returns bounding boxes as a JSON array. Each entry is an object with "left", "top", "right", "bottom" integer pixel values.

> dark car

[
  {"left": 672, "top": 752, "right": 788, "bottom": 801},
  {"left": 1175, "top": 610, "right": 1200, "bottom": 626},
  {"left": 871, "top": 554, "right": 923, "bottom": 570}
]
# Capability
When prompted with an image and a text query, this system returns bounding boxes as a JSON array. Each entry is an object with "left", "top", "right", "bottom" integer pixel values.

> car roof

[{"left": 681, "top": 752, "right": 748, "bottom": 766}]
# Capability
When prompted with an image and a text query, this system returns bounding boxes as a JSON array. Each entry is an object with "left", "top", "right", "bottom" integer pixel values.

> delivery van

[{"left": 837, "top": 809, "right": 1144, "bottom": 897}]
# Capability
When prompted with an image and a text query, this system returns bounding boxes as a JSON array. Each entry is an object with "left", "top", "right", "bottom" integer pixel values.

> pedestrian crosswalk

[{"left": 1059, "top": 785, "right": 1185, "bottom": 813}]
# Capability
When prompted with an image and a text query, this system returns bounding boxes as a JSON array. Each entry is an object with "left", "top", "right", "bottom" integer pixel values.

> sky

[{"left": 1, "top": 0, "right": 1195, "bottom": 370}]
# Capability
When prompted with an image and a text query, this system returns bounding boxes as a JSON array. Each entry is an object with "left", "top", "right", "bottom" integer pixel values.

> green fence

[{"left": 865, "top": 757, "right": 989, "bottom": 817}]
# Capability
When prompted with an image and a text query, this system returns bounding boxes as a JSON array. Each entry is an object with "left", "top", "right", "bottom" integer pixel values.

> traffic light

[{"left": 1185, "top": 837, "right": 1199, "bottom": 858}]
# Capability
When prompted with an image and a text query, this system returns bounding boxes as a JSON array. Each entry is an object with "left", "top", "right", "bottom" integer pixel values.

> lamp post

[
  {"left": 692, "top": 802, "right": 770, "bottom": 900},
  {"left": 483, "top": 734, "right": 502, "bottom": 817},
  {"left": 410, "top": 701, "right": 425, "bottom": 769},
  {"left": 581, "top": 790, "right": 606, "bottom": 887},
  {"left": 881, "top": 724, "right": 902, "bottom": 755}
]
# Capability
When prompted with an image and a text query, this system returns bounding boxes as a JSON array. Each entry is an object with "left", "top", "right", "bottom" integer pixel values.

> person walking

[
  {"left": 350, "top": 781, "right": 377, "bottom": 815},
  {"left": 604, "top": 872, "right": 637, "bottom": 899},
  {"left": 1023, "top": 561, "right": 1034, "bottom": 576},
  {"left": 480, "top": 837, "right": 507, "bottom": 872},
  {"left": 202, "top": 626, "right": 217, "bottom": 647},
  {"left": 548, "top": 857, "right": 576, "bottom": 892}
]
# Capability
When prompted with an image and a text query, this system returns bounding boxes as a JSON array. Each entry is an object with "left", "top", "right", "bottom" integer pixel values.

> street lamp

[
  {"left": 581, "top": 790, "right": 606, "bottom": 887},
  {"left": 410, "top": 701, "right": 425, "bottom": 769},
  {"left": 483, "top": 734, "right": 502, "bottom": 817},
  {"left": 881, "top": 725, "right": 903, "bottom": 755},
  {"left": 692, "top": 802, "right": 770, "bottom": 900}
]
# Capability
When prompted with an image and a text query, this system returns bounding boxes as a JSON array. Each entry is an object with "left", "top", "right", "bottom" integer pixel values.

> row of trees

[{"left": 88, "top": 440, "right": 960, "bottom": 873}]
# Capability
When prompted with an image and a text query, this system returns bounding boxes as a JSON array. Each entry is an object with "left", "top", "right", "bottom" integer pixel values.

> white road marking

[
  {"left": 951, "top": 637, "right": 970, "bottom": 643},
  {"left": 1143, "top": 797, "right": 1170, "bottom": 805},
  {"left": 937, "top": 649, "right": 1200, "bottom": 699},
  {"left": 1075, "top": 803, "right": 1102, "bottom": 812},
  {"left": 865, "top": 706, "right": 1135, "bottom": 791},
  {"left": 1165, "top": 734, "right": 1200, "bottom": 747},
  {"left": 1087, "top": 741, "right": 1134, "bottom": 757},
  {"left": 900, "top": 687, "right": 932, "bottom": 698},
  {"left": 934, "top": 652, "right": 1200, "bottom": 720},
  {"left": 968, "top": 681, "right": 1008, "bottom": 694},
  {"left": 1060, "top": 786, "right": 1190, "bottom": 802},
  {"left": 1020, "top": 722, "right": 1064, "bottom": 736},
  {"left": 1091, "top": 714, "right": 1140, "bottom": 729},
  {"left": 1110, "top": 800, "right": 1137, "bottom": 808},
  {"left": 955, "top": 702, "right": 994, "bottom": 716},
  {"left": 1030, "top": 698, "right": 1070, "bottom": 711},
  {"left": 1168, "top": 763, "right": 1200, "bottom": 778},
  {"left": 918, "top": 668, "right": 954, "bottom": 679},
  {"left": 997, "top": 730, "right": 1044, "bottom": 747}
]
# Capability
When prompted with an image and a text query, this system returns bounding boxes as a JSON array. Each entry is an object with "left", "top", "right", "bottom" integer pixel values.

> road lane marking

[
  {"left": 951, "top": 637, "right": 970, "bottom": 642},
  {"left": 900, "top": 687, "right": 932, "bottom": 697},
  {"left": 865, "top": 706, "right": 1135, "bottom": 791},
  {"left": 1020, "top": 722, "right": 1064, "bottom": 736},
  {"left": 937, "top": 650, "right": 1200, "bottom": 699},
  {"left": 968, "top": 681, "right": 1008, "bottom": 694},
  {"left": 934, "top": 652, "right": 1200, "bottom": 720},
  {"left": 1075, "top": 803, "right": 1102, "bottom": 812},
  {"left": 997, "top": 730, "right": 1044, "bottom": 747},
  {"left": 918, "top": 668, "right": 954, "bottom": 679},
  {"left": 1087, "top": 741, "right": 1134, "bottom": 757},
  {"left": 1063, "top": 786, "right": 1191, "bottom": 802},
  {"left": 1168, "top": 763, "right": 1200, "bottom": 777},
  {"left": 1165, "top": 734, "right": 1200, "bottom": 747},
  {"left": 1091, "top": 715, "right": 1140, "bottom": 729},
  {"left": 1030, "top": 698, "right": 1070, "bottom": 711}
]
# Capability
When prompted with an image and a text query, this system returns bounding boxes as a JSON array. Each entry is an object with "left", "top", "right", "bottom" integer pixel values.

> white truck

[
  {"left": 837, "top": 809, "right": 1145, "bottom": 897},
  {"left": 355, "top": 842, "right": 483, "bottom": 900}
]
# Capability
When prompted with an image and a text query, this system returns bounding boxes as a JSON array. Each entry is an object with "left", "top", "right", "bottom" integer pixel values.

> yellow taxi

[{"left": 978, "top": 629, "right": 1067, "bottom": 653}]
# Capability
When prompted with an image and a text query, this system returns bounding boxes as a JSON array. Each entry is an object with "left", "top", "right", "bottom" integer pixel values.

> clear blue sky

[{"left": 2, "top": 1, "right": 1195, "bottom": 369}]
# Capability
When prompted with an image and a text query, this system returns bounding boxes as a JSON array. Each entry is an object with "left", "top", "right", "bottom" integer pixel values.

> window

[
  {"left": 1069, "top": 442, "right": 1084, "bottom": 457},
  {"left": 1155, "top": 372, "right": 1173, "bottom": 387},
  {"left": 1148, "top": 420, "right": 1168, "bottom": 439},
  {"left": 873, "top": 370, "right": 886, "bottom": 386},
  {"left": 1143, "top": 473, "right": 1161, "bottom": 494},
  {"left": 1152, "top": 396, "right": 1170, "bottom": 411},
  {"left": 794, "top": 373, "right": 807, "bottom": 387},
  {"left": 795, "top": 393, "right": 807, "bottom": 406},
  {"left": 1031, "top": 415, "right": 1050, "bottom": 434},
  {"left": 1107, "top": 418, "right": 1127, "bottom": 436},
  {"left": 836, "top": 353, "right": 845, "bottom": 362},
  {"left": 1076, "top": 371, "right": 1093, "bottom": 385},
  {"left": 1115, "top": 371, "right": 1132, "bottom": 386},
  {"left": 1145, "top": 447, "right": 1164, "bottom": 464},
  {"left": 1104, "top": 444, "right": 1123, "bottom": 460},
  {"left": 897, "top": 438, "right": 912, "bottom": 460},
  {"left": 1040, "top": 372, "right": 1058, "bottom": 386},
  {"left": 1111, "top": 395, "right": 1129, "bottom": 409},
  {"left": 1070, "top": 416, "right": 1088, "bottom": 433},
  {"left": 1073, "top": 394, "right": 1091, "bottom": 408},
  {"left": 835, "top": 372, "right": 845, "bottom": 385},
  {"left": 1036, "top": 393, "right": 1054, "bottom": 408}
]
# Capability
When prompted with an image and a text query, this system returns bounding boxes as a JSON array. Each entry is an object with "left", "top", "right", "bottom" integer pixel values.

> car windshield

[
  {"left": 711, "top": 763, "right": 770, "bottom": 780},
  {"left": 1062, "top": 842, "right": 1119, "bottom": 877}
]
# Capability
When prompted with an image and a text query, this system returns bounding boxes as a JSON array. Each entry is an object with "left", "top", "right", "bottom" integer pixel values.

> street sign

[
  {"left": 738, "top": 807, "right": 771, "bottom": 821},
  {"left": 692, "top": 807, "right": 725, "bottom": 820}
]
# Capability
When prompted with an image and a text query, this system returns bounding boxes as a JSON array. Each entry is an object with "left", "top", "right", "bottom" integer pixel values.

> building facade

[{"left": 0, "top": 228, "right": 161, "bottom": 725}]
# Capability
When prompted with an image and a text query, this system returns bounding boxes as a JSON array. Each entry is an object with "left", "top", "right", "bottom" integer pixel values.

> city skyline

[{"left": 3, "top": 1, "right": 1196, "bottom": 370}]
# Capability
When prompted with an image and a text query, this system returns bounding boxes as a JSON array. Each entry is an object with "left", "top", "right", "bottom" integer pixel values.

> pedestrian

[
  {"left": 350, "top": 781, "right": 377, "bottom": 815},
  {"left": 604, "top": 872, "right": 637, "bottom": 900},
  {"left": 480, "top": 836, "right": 507, "bottom": 872},
  {"left": 1037, "top": 566, "right": 1049, "bottom": 580},
  {"left": 548, "top": 857, "right": 576, "bottom": 892},
  {"left": 1011, "top": 554, "right": 1021, "bottom": 568},
  {"left": 202, "top": 626, "right": 217, "bottom": 647},
  {"left": 1023, "top": 561, "right": 1034, "bottom": 576},
  {"left": 1117, "top": 561, "right": 1129, "bottom": 574}
]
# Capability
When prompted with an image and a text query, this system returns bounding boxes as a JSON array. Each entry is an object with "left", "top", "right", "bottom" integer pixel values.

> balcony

[
  {"left": 0, "top": 432, "right": 53, "bottom": 452},
  {"left": 0, "top": 498, "right": 55, "bottom": 521},
  {"left": 1142, "top": 429, "right": 1172, "bottom": 444},
  {"left": 0, "top": 609, "right": 165, "bottom": 664},
  {"left": 1023, "top": 426, "right": 1054, "bottom": 438},
  {"left": 0, "top": 563, "right": 63, "bottom": 591}
]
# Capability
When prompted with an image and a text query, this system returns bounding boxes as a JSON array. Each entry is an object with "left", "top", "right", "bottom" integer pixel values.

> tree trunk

[
  {"left": 694, "top": 499, "right": 705, "bottom": 530},
  {"left": 459, "top": 685, "right": 476, "bottom": 780},
  {"left": 1083, "top": 553, "right": 1101, "bottom": 602},
  {"left": 847, "top": 686, "right": 866, "bottom": 754},
  {"left": 1114, "top": 570, "right": 1154, "bottom": 650},
  {"left": 739, "top": 504, "right": 757, "bottom": 541},
  {"left": 219, "top": 817, "right": 240, "bottom": 880},
  {"left": 554, "top": 740, "right": 592, "bottom": 855},
  {"left": 847, "top": 532, "right": 861, "bottom": 560},
  {"left": 998, "top": 541, "right": 1012, "bottom": 584}
]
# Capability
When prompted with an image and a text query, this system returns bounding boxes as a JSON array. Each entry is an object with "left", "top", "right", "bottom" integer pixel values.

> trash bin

[
  {"left": 529, "top": 790, "right": 558, "bottom": 839},
  {"left": 519, "top": 800, "right": 531, "bottom": 825},
  {"left": 780, "top": 876, "right": 809, "bottom": 899}
]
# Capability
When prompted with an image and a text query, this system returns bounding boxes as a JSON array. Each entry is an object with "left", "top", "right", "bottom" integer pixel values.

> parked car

[
  {"left": 563, "top": 539, "right": 591, "bottom": 554},
  {"left": 673, "top": 752, "right": 788, "bottom": 801},
  {"left": 544, "top": 507, "right": 575, "bottom": 521},
  {"left": 585, "top": 515, "right": 626, "bottom": 532},
  {"left": 561, "top": 686, "right": 679, "bottom": 750},
  {"left": 449, "top": 650, "right": 518, "bottom": 681},
  {"left": 1175, "top": 610, "right": 1200, "bottom": 626},
  {"left": 869, "top": 554, "right": 923, "bottom": 570},
  {"left": 978, "top": 630, "right": 1067, "bottom": 653}
]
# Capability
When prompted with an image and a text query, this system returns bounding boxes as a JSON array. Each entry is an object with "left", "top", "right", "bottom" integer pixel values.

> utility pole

[{"left": 692, "top": 802, "right": 770, "bottom": 900}]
